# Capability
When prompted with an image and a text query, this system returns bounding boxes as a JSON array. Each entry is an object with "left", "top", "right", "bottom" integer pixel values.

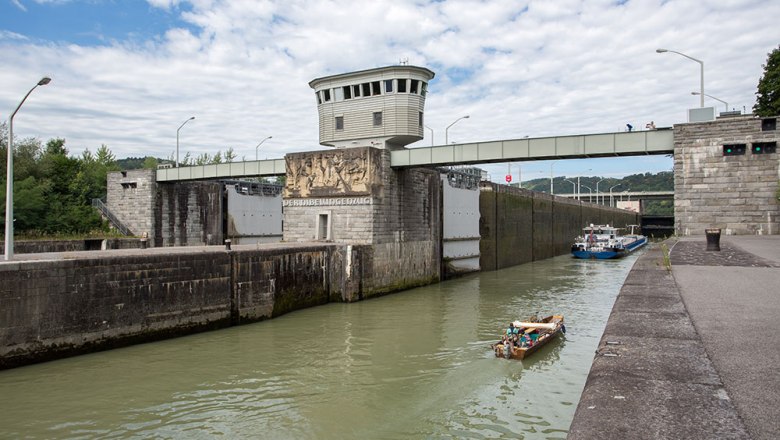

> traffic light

[
  {"left": 751, "top": 142, "right": 776, "bottom": 154},
  {"left": 722, "top": 144, "right": 746, "bottom": 156}
]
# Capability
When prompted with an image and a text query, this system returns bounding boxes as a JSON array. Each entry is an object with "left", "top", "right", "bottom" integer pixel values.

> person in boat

[
  {"left": 492, "top": 322, "right": 520, "bottom": 350},
  {"left": 518, "top": 332, "right": 531, "bottom": 347}
]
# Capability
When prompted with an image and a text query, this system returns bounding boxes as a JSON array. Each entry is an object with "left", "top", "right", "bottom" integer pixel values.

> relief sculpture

[{"left": 285, "top": 148, "right": 375, "bottom": 198}]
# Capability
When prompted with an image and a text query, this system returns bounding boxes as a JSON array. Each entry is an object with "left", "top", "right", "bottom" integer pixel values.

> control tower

[{"left": 309, "top": 65, "right": 435, "bottom": 149}]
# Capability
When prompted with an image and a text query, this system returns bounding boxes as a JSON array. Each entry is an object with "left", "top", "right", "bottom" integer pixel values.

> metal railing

[{"left": 91, "top": 198, "right": 133, "bottom": 236}]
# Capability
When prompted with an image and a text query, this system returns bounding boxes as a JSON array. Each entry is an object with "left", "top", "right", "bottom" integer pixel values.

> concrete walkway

[{"left": 568, "top": 235, "right": 780, "bottom": 440}]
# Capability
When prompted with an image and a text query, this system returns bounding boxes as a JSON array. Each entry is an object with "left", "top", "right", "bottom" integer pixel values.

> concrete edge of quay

[{"left": 566, "top": 240, "right": 751, "bottom": 440}]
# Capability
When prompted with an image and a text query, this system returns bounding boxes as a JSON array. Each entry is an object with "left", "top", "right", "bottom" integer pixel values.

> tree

[
  {"left": 142, "top": 156, "right": 159, "bottom": 169},
  {"left": 754, "top": 45, "right": 780, "bottom": 117}
]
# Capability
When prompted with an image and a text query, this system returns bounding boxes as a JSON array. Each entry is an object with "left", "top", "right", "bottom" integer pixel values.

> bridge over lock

[{"left": 155, "top": 128, "right": 674, "bottom": 181}]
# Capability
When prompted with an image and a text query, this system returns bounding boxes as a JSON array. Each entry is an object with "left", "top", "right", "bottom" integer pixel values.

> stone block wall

[
  {"left": 0, "top": 244, "right": 349, "bottom": 369},
  {"left": 106, "top": 169, "right": 156, "bottom": 237},
  {"left": 283, "top": 147, "right": 442, "bottom": 297},
  {"left": 156, "top": 181, "right": 223, "bottom": 246},
  {"left": 674, "top": 115, "right": 780, "bottom": 235}
]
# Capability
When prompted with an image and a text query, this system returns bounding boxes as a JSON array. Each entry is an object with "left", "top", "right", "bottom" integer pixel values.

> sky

[{"left": 1, "top": 0, "right": 779, "bottom": 183}]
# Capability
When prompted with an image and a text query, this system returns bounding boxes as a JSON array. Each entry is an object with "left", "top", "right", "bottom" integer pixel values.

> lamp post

[
  {"left": 425, "top": 125, "right": 434, "bottom": 146},
  {"left": 255, "top": 136, "right": 272, "bottom": 161},
  {"left": 564, "top": 179, "right": 576, "bottom": 196},
  {"left": 176, "top": 116, "right": 195, "bottom": 167},
  {"left": 691, "top": 92, "right": 727, "bottom": 111},
  {"left": 517, "top": 164, "right": 522, "bottom": 188},
  {"left": 5, "top": 76, "right": 51, "bottom": 261},
  {"left": 550, "top": 161, "right": 557, "bottom": 195},
  {"left": 445, "top": 115, "right": 469, "bottom": 145},
  {"left": 581, "top": 184, "right": 593, "bottom": 202},
  {"left": 656, "top": 48, "right": 704, "bottom": 107},
  {"left": 595, "top": 178, "right": 605, "bottom": 205},
  {"left": 609, "top": 184, "right": 622, "bottom": 208}
]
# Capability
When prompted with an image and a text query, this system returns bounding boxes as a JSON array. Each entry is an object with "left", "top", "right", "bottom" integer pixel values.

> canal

[{"left": 0, "top": 252, "right": 640, "bottom": 439}]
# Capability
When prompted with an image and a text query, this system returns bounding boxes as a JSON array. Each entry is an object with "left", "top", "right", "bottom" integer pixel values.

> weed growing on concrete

[{"left": 661, "top": 243, "right": 671, "bottom": 271}]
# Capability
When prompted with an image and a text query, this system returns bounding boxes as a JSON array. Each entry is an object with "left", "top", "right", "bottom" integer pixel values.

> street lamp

[
  {"left": 550, "top": 161, "right": 557, "bottom": 195},
  {"left": 581, "top": 184, "right": 593, "bottom": 202},
  {"left": 656, "top": 48, "right": 704, "bottom": 107},
  {"left": 564, "top": 179, "right": 576, "bottom": 196},
  {"left": 595, "top": 178, "right": 605, "bottom": 205},
  {"left": 255, "top": 136, "right": 272, "bottom": 161},
  {"left": 425, "top": 125, "right": 434, "bottom": 146},
  {"left": 609, "top": 184, "right": 622, "bottom": 208},
  {"left": 691, "top": 92, "right": 727, "bottom": 111},
  {"left": 5, "top": 76, "right": 51, "bottom": 261},
  {"left": 176, "top": 116, "right": 195, "bottom": 167},
  {"left": 445, "top": 115, "right": 469, "bottom": 145}
]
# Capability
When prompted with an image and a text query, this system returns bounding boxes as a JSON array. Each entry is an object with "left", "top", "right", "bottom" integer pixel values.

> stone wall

[
  {"left": 107, "top": 171, "right": 226, "bottom": 246},
  {"left": 0, "top": 238, "right": 144, "bottom": 254},
  {"left": 479, "top": 182, "right": 639, "bottom": 270},
  {"left": 155, "top": 181, "right": 224, "bottom": 247},
  {"left": 674, "top": 115, "right": 780, "bottom": 235},
  {"left": 106, "top": 169, "right": 156, "bottom": 237},
  {"left": 0, "top": 244, "right": 357, "bottom": 370},
  {"left": 283, "top": 147, "right": 442, "bottom": 299}
]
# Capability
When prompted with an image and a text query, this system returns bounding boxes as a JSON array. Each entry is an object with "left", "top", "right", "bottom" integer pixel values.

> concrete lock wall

[
  {"left": 155, "top": 181, "right": 223, "bottom": 247},
  {"left": 0, "top": 244, "right": 360, "bottom": 370},
  {"left": 479, "top": 182, "right": 639, "bottom": 270}
]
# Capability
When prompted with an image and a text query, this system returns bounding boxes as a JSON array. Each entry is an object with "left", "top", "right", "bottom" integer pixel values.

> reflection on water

[{"left": 0, "top": 252, "right": 640, "bottom": 439}]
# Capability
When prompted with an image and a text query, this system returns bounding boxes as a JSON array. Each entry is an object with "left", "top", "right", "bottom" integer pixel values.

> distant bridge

[
  {"left": 156, "top": 128, "right": 674, "bottom": 182},
  {"left": 556, "top": 191, "right": 674, "bottom": 205}
]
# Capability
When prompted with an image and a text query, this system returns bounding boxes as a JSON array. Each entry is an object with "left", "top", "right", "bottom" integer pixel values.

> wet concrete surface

[{"left": 569, "top": 236, "right": 780, "bottom": 440}]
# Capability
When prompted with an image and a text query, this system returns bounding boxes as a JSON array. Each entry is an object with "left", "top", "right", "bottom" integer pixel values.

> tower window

[
  {"left": 384, "top": 79, "right": 394, "bottom": 93},
  {"left": 397, "top": 79, "right": 407, "bottom": 93},
  {"left": 343, "top": 86, "right": 352, "bottom": 99},
  {"left": 361, "top": 83, "right": 371, "bottom": 97},
  {"left": 421, "top": 82, "right": 427, "bottom": 97},
  {"left": 373, "top": 111, "right": 383, "bottom": 127},
  {"left": 335, "top": 116, "right": 344, "bottom": 130},
  {"left": 419, "top": 111, "right": 423, "bottom": 127},
  {"left": 322, "top": 89, "right": 331, "bottom": 102},
  {"left": 410, "top": 79, "right": 419, "bottom": 94},
  {"left": 371, "top": 81, "right": 381, "bottom": 95},
  {"left": 762, "top": 118, "right": 776, "bottom": 131},
  {"left": 352, "top": 84, "right": 361, "bottom": 98}
]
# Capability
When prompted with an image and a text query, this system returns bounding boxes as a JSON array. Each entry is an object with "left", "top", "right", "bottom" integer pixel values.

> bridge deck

[{"left": 156, "top": 128, "right": 673, "bottom": 182}]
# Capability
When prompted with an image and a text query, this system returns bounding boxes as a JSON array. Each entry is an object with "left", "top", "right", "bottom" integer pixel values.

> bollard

[
  {"left": 705, "top": 228, "right": 721, "bottom": 251},
  {"left": 225, "top": 239, "right": 232, "bottom": 251},
  {"left": 140, "top": 238, "right": 148, "bottom": 249}
]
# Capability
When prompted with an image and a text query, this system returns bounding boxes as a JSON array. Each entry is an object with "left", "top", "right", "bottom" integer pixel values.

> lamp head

[
  {"left": 464, "top": 115, "right": 470, "bottom": 119},
  {"left": 189, "top": 116, "right": 195, "bottom": 120},
  {"left": 691, "top": 92, "right": 700, "bottom": 96},
  {"left": 38, "top": 77, "right": 52, "bottom": 86},
  {"left": 655, "top": 49, "right": 668, "bottom": 53}
]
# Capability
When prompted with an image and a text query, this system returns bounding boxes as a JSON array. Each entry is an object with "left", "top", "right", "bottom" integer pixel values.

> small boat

[
  {"left": 571, "top": 224, "right": 647, "bottom": 259},
  {"left": 492, "top": 315, "right": 565, "bottom": 360}
]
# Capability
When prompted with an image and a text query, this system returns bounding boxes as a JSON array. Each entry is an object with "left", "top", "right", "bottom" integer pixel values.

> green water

[{"left": 0, "top": 253, "right": 639, "bottom": 439}]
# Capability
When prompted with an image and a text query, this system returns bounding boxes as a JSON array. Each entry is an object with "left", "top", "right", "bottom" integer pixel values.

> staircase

[{"left": 91, "top": 199, "right": 134, "bottom": 236}]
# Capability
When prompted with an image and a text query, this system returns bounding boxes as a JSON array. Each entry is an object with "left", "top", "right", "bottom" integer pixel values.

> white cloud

[{"left": 1, "top": 0, "right": 779, "bottom": 178}]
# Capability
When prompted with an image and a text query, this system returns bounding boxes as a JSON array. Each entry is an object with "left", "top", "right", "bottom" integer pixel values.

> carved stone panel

[{"left": 284, "top": 147, "right": 381, "bottom": 198}]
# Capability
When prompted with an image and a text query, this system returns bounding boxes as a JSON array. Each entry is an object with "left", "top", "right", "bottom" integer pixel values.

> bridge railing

[{"left": 91, "top": 198, "right": 133, "bottom": 236}]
